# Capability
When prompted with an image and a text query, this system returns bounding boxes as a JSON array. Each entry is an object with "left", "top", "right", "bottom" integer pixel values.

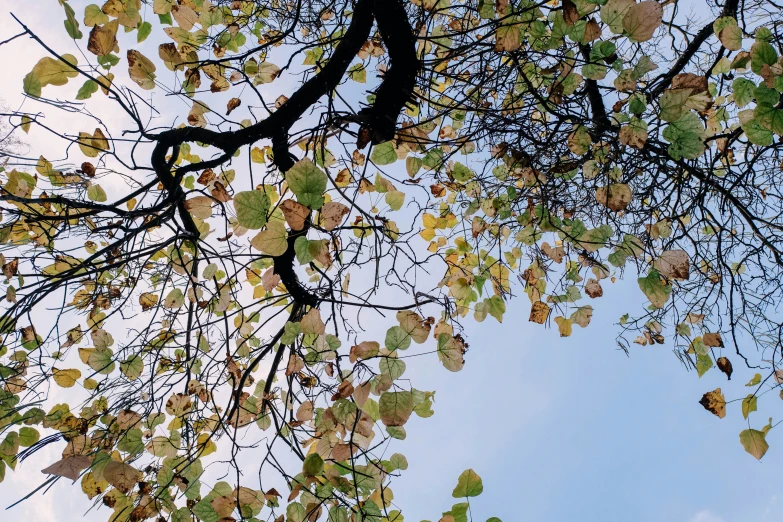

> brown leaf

[
  {"left": 226, "top": 97, "right": 241, "bottom": 116},
  {"left": 41, "top": 455, "right": 92, "bottom": 481},
  {"left": 529, "top": 301, "right": 550, "bottom": 324},
  {"left": 541, "top": 242, "right": 565, "bottom": 263},
  {"left": 296, "top": 400, "right": 314, "bottom": 422},
  {"left": 331, "top": 380, "right": 354, "bottom": 401},
  {"left": 671, "top": 73, "right": 708, "bottom": 94},
  {"left": 349, "top": 341, "right": 380, "bottom": 363},
  {"left": 583, "top": 18, "right": 602, "bottom": 42},
  {"left": 717, "top": 357, "right": 733, "bottom": 380},
  {"left": 622, "top": 0, "right": 663, "bottom": 42},
  {"left": 703, "top": 332, "right": 724, "bottom": 348},
  {"left": 562, "top": 0, "right": 580, "bottom": 25},
  {"left": 585, "top": 278, "right": 603, "bottom": 298},
  {"left": 3, "top": 258, "right": 19, "bottom": 279},
  {"left": 103, "top": 460, "right": 142, "bottom": 493},
  {"left": 653, "top": 250, "right": 690, "bottom": 281},
  {"left": 280, "top": 199, "right": 310, "bottom": 231},
  {"left": 87, "top": 21, "right": 119, "bottom": 57},
  {"left": 261, "top": 267, "right": 281, "bottom": 292},
  {"left": 211, "top": 181, "right": 232, "bottom": 202},
  {"left": 321, "top": 201, "right": 349, "bottom": 231},
  {"left": 595, "top": 183, "right": 632, "bottom": 212},
  {"left": 699, "top": 388, "right": 726, "bottom": 419},
  {"left": 197, "top": 169, "right": 216, "bottom": 185}
]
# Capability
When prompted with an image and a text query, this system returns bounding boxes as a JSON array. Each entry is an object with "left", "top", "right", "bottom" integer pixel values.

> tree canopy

[{"left": 1, "top": 0, "right": 783, "bottom": 520}]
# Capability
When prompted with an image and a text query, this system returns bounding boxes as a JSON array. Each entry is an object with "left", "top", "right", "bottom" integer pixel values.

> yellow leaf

[{"left": 52, "top": 368, "right": 81, "bottom": 388}]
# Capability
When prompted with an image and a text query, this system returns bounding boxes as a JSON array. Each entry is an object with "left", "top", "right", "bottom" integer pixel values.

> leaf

[
  {"left": 371, "top": 142, "right": 397, "bottom": 165},
  {"left": 385, "top": 190, "right": 406, "bottom": 211},
  {"left": 452, "top": 469, "right": 484, "bottom": 498},
  {"left": 139, "top": 292, "right": 158, "bottom": 311},
  {"left": 250, "top": 221, "right": 288, "bottom": 256},
  {"left": 696, "top": 353, "right": 713, "bottom": 378},
  {"left": 234, "top": 190, "right": 271, "bottom": 229},
  {"left": 87, "top": 184, "right": 107, "bottom": 202},
  {"left": 637, "top": 270, "right": 672, "bottom": 309},
  {"left": 24, "top": 54, "right": 79, "bottom": 97},
  {"left": 595, "top": 183, "right": 632, "bottom": 212},
  {"left": 622, "top": 1, "right": 663, "bottom": 42},
  {"left": 739, "top": 429, "right": 768, "bottom": 460},
  {"left": 171, "top": 4, "right": 199, "bottom": 30},
  {"left": 321, "top": 201, "right": 349, "bottom": 231},
  {"left": 699, "top": 388, "right": 726, "bottom": 419},
  {"left": 662, "top": 111, "right": 707, "bottom": 160},
  {"left": 164, "top": 288, "right": 185, "bottom": 309},
  {"left": 302, "top": 453, "right": 324, "bottom": 477},
  {"left": 746, "top": 373, "right": 761, "bottom": 386},
  {"left": 601, "top": 0, "right": 635, "bottom": 34},
  {"left": 103, "top": 460, "right": 142, "bottom": 493},
  {"left": 653, "top": 250, "right": 690, "bottom": 280},
  {"left": 19, "top": 427, "right": 40, "bottom": 447},
  {"left": 529, "top": 301, "right": 550, "bottom": 324},
  {"left": 286, "top": 159, "right": 327, "bottom": 209},
  {"left": 120, "top": 355, "right": 144, "bottom": 380},
  {"left": 659, "top": 89, "right": 692, "bottom": 122},
  {"left": 256, "top": 62, "right": 281, "bottom": 84},
  {"left": 84, "top": 4, "right": 109, "bottom": 27},
  {"left": 437, "top": 333, "right": 466, "bottom": 372},
  {"left": 716, "top": 18, "right": 743, "bottom": 51},
  {"left": 379, "top": 391, "right": 414, "bottom": 427},
  {"left": 184, "top": 196, "right": 214, "bottom": 219},
  {"left": 742, "top": 394, "right": 758, "bottom": 419},
  {"left": 280, "top": 199, "right": 310, "bottom": 231},
  {"left": 87, "top": 20, "right": 118, "bottom": 56},
  {"left": 137, "top": 21, "right": 152, "bottom": 43},
  {"left": 76, "top": 79, "right": 99, "bottom": 100},
  {"left": 127, "top": 50, "right": 157, "bottom": 90},
  {"left": 554, "top": 316, "right": 572, "bottom": 337},
  {"left": 41, "top": 455, "right": 92, "bottom": 481},
  {"left": 52, "top": 368, "right": 81, "bottom": 388}
]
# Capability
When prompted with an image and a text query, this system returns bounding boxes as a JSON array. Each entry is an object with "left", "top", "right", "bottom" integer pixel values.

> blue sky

[
  {"left": 391, "top": 279, "right": 783, "bottom": 522},
  {"left": 1, "top": 2, "right": 782, "bottom": 522}
]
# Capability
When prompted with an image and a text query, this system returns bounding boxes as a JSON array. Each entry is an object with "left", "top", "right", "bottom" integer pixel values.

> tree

[{"left": 0, "top": 0, "right": 781, "bottom": 520}]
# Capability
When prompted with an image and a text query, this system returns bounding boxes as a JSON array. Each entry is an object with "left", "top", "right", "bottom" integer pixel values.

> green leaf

[
  {"left": 302, "top": 453, "right": 324, "bottom": 476},
  {"left": 137, "top": 21, "right": 152, "bottom": 43},
  {"left": 84, "top": 4, "right": 109, "bottom": 27},
  {"left": 696, "top": 353, "right": 713, "bottom": 378},
  {"left": 18, "top": 427, "right": 40, "bottom": 447},
  {"left": 286, "top": 502, "right": 306, "bottom": 522},
  {"left": 63, "top": 3, "right": 83, "bottom": 39},
  {"left": 739, "top": 428, "right": 768, "bottom": 460},
  {"left": 87, "top": 184, "right": 107, "bottom": 202},
  {"left": 385, "top": 190, "right": 405, "bottom": 211},
  {"left": 659, "top": 89, "right": 691, "bottom": 122},
  {"left": 742, "top": 119, "right": 774, "bottom": 146},
  {"left": 732, "top": 78, "right": 756, "bottom": 108},
  {"left": 379, "top": 391, "right": 414, "bottom": 427},
  {"left": 234, "top": 190, "right": 270, "bottom": 229},
  {"left": 286, "top": 158, "right": 327, "bottom": 209},
  {"left": 742, "top": 394, "right": 758, "bottom": 419},
  {"left": 76, "top": 79, "right": 99, "bottom": 100},
  {"left": 662, "top": 111, "right": 706, "bottom": 160},
  {"left": 120, "top": 355, "right": 144, "bottom": 380},
  {"left": 385, "top": 326, "right": 411, "bottom": 351},
  {"left": 638, "top": 270, "right": 671, "bottom": 309},
  {"left": 371, "top": 141, "right": 397, "bottom": 166},
  {"left": 452, "top": 469, "right": 484, "bottom": 498}
]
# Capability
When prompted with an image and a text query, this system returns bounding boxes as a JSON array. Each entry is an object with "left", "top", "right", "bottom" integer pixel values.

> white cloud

[{"left": 690, "top": 511, "right": 725, "bottom": 522}]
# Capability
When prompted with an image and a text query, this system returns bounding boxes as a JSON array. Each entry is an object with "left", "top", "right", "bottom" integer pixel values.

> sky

[{"left": 1, "top": 2, "right": 782, "bottom": 522}]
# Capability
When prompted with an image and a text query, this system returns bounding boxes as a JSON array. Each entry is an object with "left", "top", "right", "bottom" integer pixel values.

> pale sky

[{"left": 1, "top": 2, "right": 781, "bottom": 522}]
